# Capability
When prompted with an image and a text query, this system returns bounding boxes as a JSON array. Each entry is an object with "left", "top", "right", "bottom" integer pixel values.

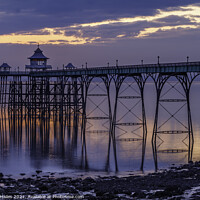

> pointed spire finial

[{"left": 37, "top": 43, "right": 40, "bottom": 48}]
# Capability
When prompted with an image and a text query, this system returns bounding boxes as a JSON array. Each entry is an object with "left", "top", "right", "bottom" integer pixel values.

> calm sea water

[{"left": 1, "top": 80, "right": 200, "bottom": 176}]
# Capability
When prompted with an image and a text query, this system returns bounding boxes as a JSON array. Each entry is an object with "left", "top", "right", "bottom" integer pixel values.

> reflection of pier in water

[
  {"left": 0, "top": 61, "right": 199, "bottom": 171},
  {"left": 0, "top": 109, "right": 86, "bottom": 170},
  {"left": 0, "top": 108, "right": 146, "bottom": 172}
]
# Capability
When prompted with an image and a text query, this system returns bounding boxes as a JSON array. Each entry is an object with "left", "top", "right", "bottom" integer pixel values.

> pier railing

[{"left": 1, "top": 61, "right": 200, "bottom": 77}]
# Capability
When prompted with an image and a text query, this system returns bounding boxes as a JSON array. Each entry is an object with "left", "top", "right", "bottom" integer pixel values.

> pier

[
  {"left": 0, "top": 46, "right": 200, "bottom": 171},
  {"left": 0, "top": 60, "right": 199, "bottom": 170}
]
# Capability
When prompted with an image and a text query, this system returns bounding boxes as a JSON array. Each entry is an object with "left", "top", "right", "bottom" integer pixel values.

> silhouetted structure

[
  {"left": 0, "top": 57, "right": 198, "bottom": 171},
  {"left": 0, "top": 63, "right": 11, "bottom": 71},
  {"left": 65, "top": 63, "right": 76, "bottom": 70},
  {"left": 25, "top": 45, "right": 52, "bottom": 71}
]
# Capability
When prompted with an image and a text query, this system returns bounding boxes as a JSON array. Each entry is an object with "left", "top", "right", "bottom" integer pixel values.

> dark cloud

[
  {"left": 18, "top": 30, "right": 51, "bottom": 35},
  {"left": 154, "top": 15, "right": 195, "bottom": 26},
  {"left": 65, "top": 30, "right": 82, "bottom": 37},
  {"left": 142, "top": 26, "right": 200, "bottom": 39},
  {"left": 62, "top": 14, "right": 196, "bottom": 43},
  {"left": 0, "top": 0, "right": 199, "bottom": 34},
  {"left": 48, "top": 40, "right": 69, "bottom": 43}
]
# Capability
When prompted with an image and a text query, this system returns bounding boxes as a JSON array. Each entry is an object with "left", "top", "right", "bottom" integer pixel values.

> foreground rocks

[{"left": 1, "top": 162, "right": 200, "bottom": 199}]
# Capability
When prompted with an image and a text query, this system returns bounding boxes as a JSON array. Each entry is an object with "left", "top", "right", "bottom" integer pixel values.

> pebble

[{"left": 0, "top": 162, "right": 200, "bottom": 199}]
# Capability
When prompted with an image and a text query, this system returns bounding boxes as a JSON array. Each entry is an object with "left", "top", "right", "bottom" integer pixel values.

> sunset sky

[{"left": 0, "top": 0, "right": 200, "bottom": 69}]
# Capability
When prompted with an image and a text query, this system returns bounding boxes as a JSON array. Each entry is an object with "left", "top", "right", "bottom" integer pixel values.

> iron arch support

[
  {"left": 112, "top": 74, "right": 147, "bottom": 171},
  {"left": 152, "top": 73, "right": 194, "bottom": 170}
]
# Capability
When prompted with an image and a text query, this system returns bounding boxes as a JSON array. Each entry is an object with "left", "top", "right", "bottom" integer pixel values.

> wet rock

[
  {"left": 84, "top": 177, "right": 95, "bottom": 183},
  {"left": 60, "top": 177, "right": 70, "bottom": 181},
  {"left": 0, "top": 187, "right": 5, "bottom": 194},
  {"left": 95, "top": 189, "right": 107, "bottom": 196},
  {"left": 0, "top": 173, "right": 4, "bottom": 178},
  {"left": 38, "top": 184, "right": 48, "bottom": 191},
  {"left": 83, "top": 194, "right": 96, "bottom": 200},
  {"left": 48, "top": 186, "right": 58, "bottom": 194},
  {"left": 131, "top": 191, "right": 146, "bottom": 198},
  {"left": 78, "top": 177, "right": 96, "bottom": 191},
  {"left": 42, "top": 175, "right": 49, "bottom": 178},
  {"left": 153, "top": 190, "right": 168, "bottom": 198},
  {"left": 164, "top": 185, "right": 184, "bottom": 196},
  {"left": 102, "top": 192, "right": 117, "bottom": 199},
  {"left": 122, "top": 189, "right": 131, "bottom": 195},
  {"left": 36, "top": 170, "right": 42, "bottom": 174},
  {"left": 1, "top": 161, "right": 200, "bottom": 198}
]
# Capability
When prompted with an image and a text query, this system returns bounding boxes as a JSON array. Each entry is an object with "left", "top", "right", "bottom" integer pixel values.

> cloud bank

[{"left": 0, "top": 2, "right": 200, "bottom": 45}]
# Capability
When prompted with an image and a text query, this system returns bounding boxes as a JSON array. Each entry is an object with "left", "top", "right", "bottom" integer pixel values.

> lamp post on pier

[
  {"left": 116, "top": 60, "right": 118, "bottom": 68},
  {"left": 187, "top": 56, "right": 189, "bottom": 63},
  {"left": 157, "top": 56, "right": 160, "bottom": 65}
]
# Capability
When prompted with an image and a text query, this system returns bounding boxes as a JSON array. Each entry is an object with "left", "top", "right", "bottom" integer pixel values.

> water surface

[{"left": 0, "top": 81, "right": 200, "bottom": 176}]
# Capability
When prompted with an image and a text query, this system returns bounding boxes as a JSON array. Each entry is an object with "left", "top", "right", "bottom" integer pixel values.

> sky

[{"left": 0, "top": 0, "right": 200, "bottom": 70}]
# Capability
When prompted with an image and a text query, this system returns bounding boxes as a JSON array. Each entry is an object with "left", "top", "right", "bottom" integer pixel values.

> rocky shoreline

[{"left": 1, "top": 162, "right": 200, "bottom": 199}]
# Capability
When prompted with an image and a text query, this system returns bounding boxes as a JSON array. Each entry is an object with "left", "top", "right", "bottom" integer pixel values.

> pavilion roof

[
  {"left": 0, "top": 63, "right": 11, "bottom": 68},
  {"left": 65, "top": 63, "right": 76, "bottom": 69},
  {"left": 28, "top": 47, "right": 49, "bottom": 60}
]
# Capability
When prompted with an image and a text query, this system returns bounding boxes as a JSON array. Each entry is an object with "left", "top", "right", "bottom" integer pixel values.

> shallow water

[{"left": 1, "top": 80, "right": 200, "bottom": 176}]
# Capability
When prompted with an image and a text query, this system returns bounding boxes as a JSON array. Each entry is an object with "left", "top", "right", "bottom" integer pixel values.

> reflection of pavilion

[{"left": 25, "top": 45, "right": 52, "bottom": 71}]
